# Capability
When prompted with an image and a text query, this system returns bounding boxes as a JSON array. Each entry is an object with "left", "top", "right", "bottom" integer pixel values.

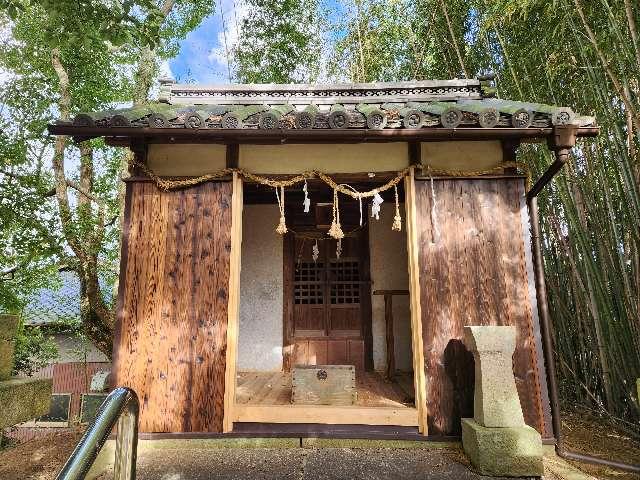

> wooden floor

[{"left": 236, "top": 371, "right": 415, "bottom": 408}]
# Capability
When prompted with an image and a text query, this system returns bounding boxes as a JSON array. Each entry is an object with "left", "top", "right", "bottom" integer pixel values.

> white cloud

[
  {"left": 0, "top": 20, "right": 16, "bottom": 88},
  {"left": 207, "top": 0, "right": 249, "bottom": 80},
  {"left": 159, "top": 59, "right": 174, "bottom": 79}
]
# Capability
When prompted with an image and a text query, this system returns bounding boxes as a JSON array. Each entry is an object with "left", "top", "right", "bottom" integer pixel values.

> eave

[{"left": 46, "top": 124, "right": 600, "bottom": 146}]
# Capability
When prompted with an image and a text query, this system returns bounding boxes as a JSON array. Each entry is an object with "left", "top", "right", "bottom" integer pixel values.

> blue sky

[
  {"left": 168, "top": 8, "right": 231, "bottom": 84},
  {"left": 167, "top": 0, "right": 347, "bottom": 84}
]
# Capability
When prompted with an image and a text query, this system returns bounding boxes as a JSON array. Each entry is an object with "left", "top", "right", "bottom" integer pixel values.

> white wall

[
  {"left": 53, "top": 333, "right": 109, "bottom": 363},
  {"left": 369, "top": 203, "right": 413, "bottom": 372},
  {"left": 238, "top": 204, "right": 284, "bottom": 371}
]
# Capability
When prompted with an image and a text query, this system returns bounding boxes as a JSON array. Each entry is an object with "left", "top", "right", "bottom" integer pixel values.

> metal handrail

[{"left": 56, "top": 387, "right": 139, "bottom": 480}]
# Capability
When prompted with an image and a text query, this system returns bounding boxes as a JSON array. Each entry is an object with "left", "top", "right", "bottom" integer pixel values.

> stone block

[
  {"left": 462, "top": 418, "right": 543, "bottom": 477},
  {"left": 0, "top": 314, "right": 19, "bottom": 380},
  {"left": 0, "top": 377, "right": 53, "bottom": 428},
  {"left": 463, "top": 325, "right": 525, "bottom": 428},
  {"left": 0, "top": 340, "right": 14, "bottom": 381}
]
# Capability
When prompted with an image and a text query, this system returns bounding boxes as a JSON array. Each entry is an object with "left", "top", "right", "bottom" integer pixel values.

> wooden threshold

[{"left": 232, "top": 404, "right": 419, "bottom": 427}]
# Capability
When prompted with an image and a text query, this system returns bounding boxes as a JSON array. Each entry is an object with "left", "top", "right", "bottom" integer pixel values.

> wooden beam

[
  {"left": 226, "top": 143, "right": 239, "bottom": 168},
  {"left": 223, "top": 172, "right": 244, "bottom": 432},
  {"left": 233, "top": 404, "right": 419, "bottom": 427},
  {"left": 373, "top": 290, "right": 409, "bottom": 296},
  {"left": 405, "top": 167, "right": 428, "bottom": 435},
  {"left": 501, "top": 139, "right": 520, "bottom": 174},
  {"left": 384, "top": 294, "right": 395, "bottom": 379},
  {"left": 47, "top": 124, "right": 601, "bottom": 146},
  {"left": 408, "top": 141, "right": 421, "bottom": 165}
]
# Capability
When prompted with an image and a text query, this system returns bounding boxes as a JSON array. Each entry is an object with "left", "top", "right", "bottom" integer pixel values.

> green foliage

[
  {"left": 332, "top": 0, "right": 640, "bottom": 432},
  {"left": 233, "top": 0, "right": 322, "bottom": 83},
  {"left": 159, "top": 0, "right": 216, "bottom": 58},
  {"left": 12, "top": 322, "right": 57, "bottom": 377},
  {"left": 0, "top": 1, "right": 215, "bottom": 353},
  {"left": 0, "top": 0, "right": 165, "bottom": 48}
]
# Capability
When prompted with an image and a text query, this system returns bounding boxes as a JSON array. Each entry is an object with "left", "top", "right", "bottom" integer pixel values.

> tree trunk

[
  {"left": 79, "top": 274, "right": 113, "bottom": 357},
  {"left": 51, "top": 48, "right": 114, "bottom": 359}
]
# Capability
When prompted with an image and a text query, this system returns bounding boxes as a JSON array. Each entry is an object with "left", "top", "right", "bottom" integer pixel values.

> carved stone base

[{"left": 462, "top": 418, "right": 543, "bottom": 477}]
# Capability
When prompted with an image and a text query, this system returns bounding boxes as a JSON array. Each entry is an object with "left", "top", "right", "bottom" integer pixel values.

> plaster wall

[
  {"left": 237, "top": 204, "right": 284, "bottom": 371},
  {"left": 52, "top": 333, "right": 109, "bottom": 363},
  {"left": 420, "top": 141, "right": 502, "bottom": 170},
  {"left": 146, "top": 144, "right": 226, "bottom": 176},
  {"left": 369, "top": 203, "right": 413, "bottom": 372},
  {"left": 145, "top": 140, "right": 503, "bottom": 176},
  {"left": 239, "top": 143, "right": 408, "bottom": 173}
]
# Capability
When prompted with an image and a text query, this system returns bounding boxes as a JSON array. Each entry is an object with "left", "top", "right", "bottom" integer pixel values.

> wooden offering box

[{"left": 292, "top": 365, "right": 357, "bottom": 406}]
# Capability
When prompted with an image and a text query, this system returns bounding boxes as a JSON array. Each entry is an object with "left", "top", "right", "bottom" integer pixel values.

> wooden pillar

[
  {"left": 405, "top": 167, "right": 428, "bottom": 435},
  {"left": 373, "top": 289, "right": 409, "bottom": 380},
  {"left": 384, "top": 294, "right": 395, "bottom": 379},
  {"left": 223, "top": 172, "right": 244, "bottom": 432}
]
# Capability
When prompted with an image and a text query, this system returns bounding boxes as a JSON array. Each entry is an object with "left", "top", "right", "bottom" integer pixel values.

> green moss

[
  {"left": 134, "top": 438, "right": 300, "bottom": 451},
  {"left": 0, "top": 315, "right": 19, "bottom": 341},
  {"left": 0, "top": 378, "right": 52, "bottom": 428},
  {"left": 0, "top": 341, "right": 13, "bottom": 380},
  {"left": 301, "top": 438, "right": 461, "bottom": 449}
]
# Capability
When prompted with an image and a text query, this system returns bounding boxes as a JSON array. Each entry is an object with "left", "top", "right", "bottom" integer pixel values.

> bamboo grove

[{"left": 316, "top": 0, "right": 640, "bottom": 432}]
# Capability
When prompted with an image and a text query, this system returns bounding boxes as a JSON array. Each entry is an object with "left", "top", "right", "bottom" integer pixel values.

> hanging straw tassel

[
  {"left": 392, "top": 184, "right": 402, "bottom": 232},
  {"left": 275, "top": 186, "right": 288, "bottom": 235},
  {"left": 328, "top": 188, "right": 344, "bottom": 239}
]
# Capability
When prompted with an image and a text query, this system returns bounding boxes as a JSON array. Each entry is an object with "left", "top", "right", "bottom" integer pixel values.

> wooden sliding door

[
  {"left": 412, "top": 175, "right": 549, "bottom": 437},
  {"left": 283, "top": 230, "right": 371, "bottom": 371},
  {"left": 113, "top": 179, "right": 238, "bottom": 433}
]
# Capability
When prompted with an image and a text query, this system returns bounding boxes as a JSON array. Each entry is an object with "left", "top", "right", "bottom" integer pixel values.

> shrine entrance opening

[{"left": 284, "top": 227, "right": 370, "bottom": 372}]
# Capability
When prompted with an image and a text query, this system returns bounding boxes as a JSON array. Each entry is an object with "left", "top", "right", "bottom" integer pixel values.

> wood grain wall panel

[
  {"left": 113, "top": 181, "right": 233, "bottom": 433},
  {"left": 308, "top": 340, "right": 328, "bottom": 365},
  {"left": 291, "top": 338, "right": 365, "bottom": 370},
  {"left": 348, "top": 340, "right": 365, "bottom": 371},
  {"left": 414, "top": 178, "right": 545, "bottom": 437},
  {"left": 293, "top": 340, "right": 309, "bottom": 366},
  {"left": 329, "top": 307, "right": 360, "bottom": 332},
  {"left": 327, "top": 339, "right": 348, "bottom": 365}
]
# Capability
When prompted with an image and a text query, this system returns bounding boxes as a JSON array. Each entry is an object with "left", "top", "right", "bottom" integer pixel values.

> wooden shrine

[{"left": 48, "top": 77, "right": 598, "bottom": 441}]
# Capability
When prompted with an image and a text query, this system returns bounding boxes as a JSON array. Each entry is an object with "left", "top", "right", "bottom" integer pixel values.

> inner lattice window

[
  {"left": 294, "top": 262, "right": 324, "bottom": 304},
  {"left": 330, "top": 259, "right": 360, "bottom": 304},
  {"left": 330, "top": 260, "right": 359, "bottom": 281}
]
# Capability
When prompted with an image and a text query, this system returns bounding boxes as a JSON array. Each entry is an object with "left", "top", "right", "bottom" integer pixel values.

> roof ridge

[{"left": 159, "top": 79, "right": 486, "bottom": 105}]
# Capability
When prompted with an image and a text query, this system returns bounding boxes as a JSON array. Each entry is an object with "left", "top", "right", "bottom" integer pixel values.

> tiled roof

[
  {"left": 24, "top": 272, "right": 112, "bottom": 326},
  {"left": 61, "top": 78, "right": 595, "bottom": 132}
]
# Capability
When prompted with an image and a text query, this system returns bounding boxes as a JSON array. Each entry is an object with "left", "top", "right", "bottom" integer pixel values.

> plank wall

[
  {"left": 414, "top": 177, "right": 547, "bottom": 437},
  {"left": 113, "top": 181, "right": 233, "bottom": 433}
]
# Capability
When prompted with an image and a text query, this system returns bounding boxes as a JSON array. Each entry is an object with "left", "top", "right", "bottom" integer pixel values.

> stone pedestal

[
  {"left": 0, "top": 315, "right": 52, "bottom": 435},
  {"left": 0, "top": 314, "right": 19, "bottom": 381},
  {"left": 461, "top": 326, "right": 543, "bottom": 477}
]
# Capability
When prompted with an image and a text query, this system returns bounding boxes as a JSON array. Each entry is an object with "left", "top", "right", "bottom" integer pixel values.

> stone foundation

[
  {"left": 461, "top": 326, "right": 543, "bottom": 477},
  {"left": 462, "top": 419, "right": 543, "bottom": 477}
]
